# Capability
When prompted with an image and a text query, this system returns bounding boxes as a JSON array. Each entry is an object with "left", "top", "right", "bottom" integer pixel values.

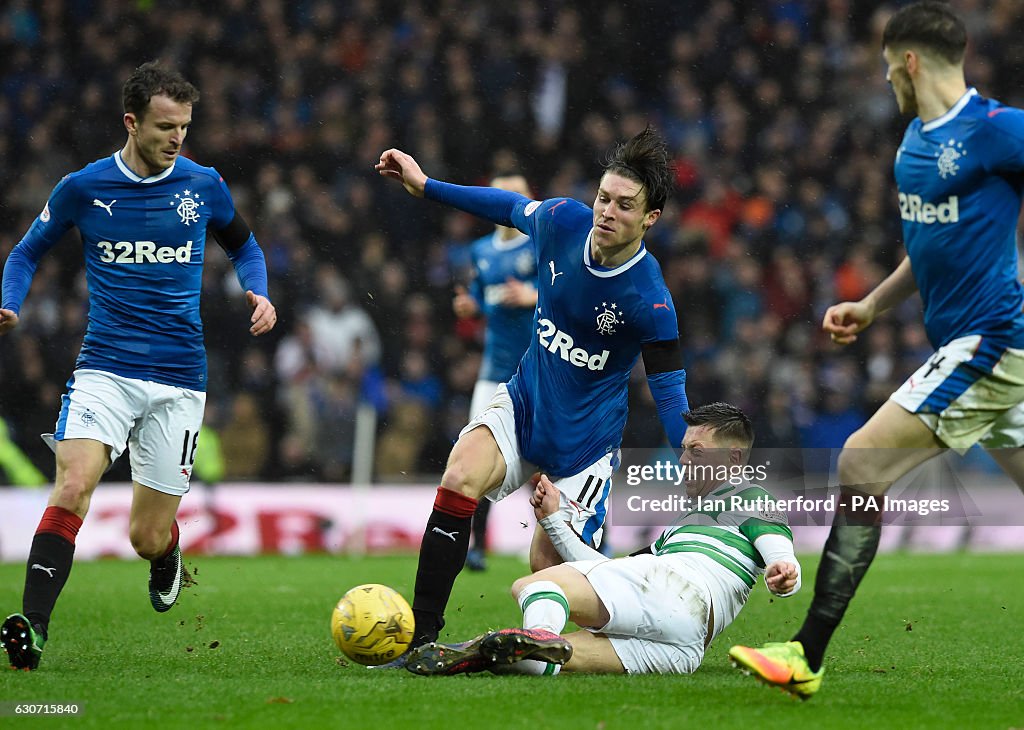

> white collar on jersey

[
  {"left": 114, "top": 150, "right": 177, "bottom": 183},
  {"left": 582, "top": 228, "right": 648, "bottom": 278},
  {"left": 921, "top": 87, "right": 978, "bottom": 132},
  {"left": 491, "top": 229, "right": 530, "bottom": 251}
]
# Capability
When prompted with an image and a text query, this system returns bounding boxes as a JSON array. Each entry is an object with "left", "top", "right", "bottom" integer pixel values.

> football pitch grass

[{"left": 0, "top": 552, "right": 1020, "bottom": 729}]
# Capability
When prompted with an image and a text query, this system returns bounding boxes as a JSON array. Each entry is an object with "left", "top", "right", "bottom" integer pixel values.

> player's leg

[
  {"left": 411, "top": 424, "right": 506, "bottom": 645},
  {"left": 466, "top": 499, "right": 491, "bottom": 571},
  {"left": 127, "top": 381, "right": 203, "bottom": 612},
  {"left": 558, "top": 631, "right": 625, "bottom": 673},
  {"left": 988, "top": 448, "right": 1024, "bottom": 490},
  {"left": 4, "top": 438, "right": 109, "bottom": 669},
  {"left": 129, "top": 484, "right": 185, "bottom": 611},
  {"left": 734, "top": 400, "right": 942, "bottom": 693},
  {"left": 466, "top": 379, "right": 499, "bottom": 571}
]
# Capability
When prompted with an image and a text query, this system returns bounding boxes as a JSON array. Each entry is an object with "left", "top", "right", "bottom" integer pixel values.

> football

[{"left": 330, "top": 583, "right": 415, "bottom": 666}]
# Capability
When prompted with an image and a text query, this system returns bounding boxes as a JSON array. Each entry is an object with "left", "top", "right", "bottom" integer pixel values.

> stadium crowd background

[{"left": 1, "top": 0, "right": 1022, "bottom": 485}]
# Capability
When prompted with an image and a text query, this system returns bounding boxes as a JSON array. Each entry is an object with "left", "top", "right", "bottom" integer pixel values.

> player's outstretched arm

[
  {"left": 0, "top": 309, "right": 19, "bottom": 335},
  {"left": 246, "top": 290, "right": 277, "bottom": 336},
  {"left": 375, "top": 149, "right": 427, "bottom": 197},
  {"left": 823, "top": 255, "right": 917, "bottom": 345}
]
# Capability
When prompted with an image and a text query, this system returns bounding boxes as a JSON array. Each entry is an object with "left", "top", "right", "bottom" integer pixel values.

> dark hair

[
  {"left": 123, "top": 61, "right": 200, "bottom": 119},
  {"left": 882, "top": 1, "right": 966, "bottom": 65},
  {"left": 604, "top": 126, "right": 673, "bottom": 212},
  {"left": 683, "top": 402, "right": 754, "bottom": 448}
]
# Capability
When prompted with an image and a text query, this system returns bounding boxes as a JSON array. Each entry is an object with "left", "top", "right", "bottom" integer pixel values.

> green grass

[{"left": 0, "top": 552, "right": 1021, "bottom": 729}]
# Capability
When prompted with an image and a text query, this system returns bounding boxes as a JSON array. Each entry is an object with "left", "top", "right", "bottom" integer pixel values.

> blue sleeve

[
  {"left": 982, "top": 105, "right": 1024, "bottom": 174},
  {"left": 2, "top": 177, "right": 77, "bottom": 313},
  {"left": 424, "top": 179, "right": 530, "bottom": 229},
  {"left": 647, "top": 369, "right": 689, "bottom": 449},
  {"left": 208, "top": 169, "right": 238, "bottom": 229},
  {"left": 225, "top": 236, "right": 270, "bottom": 299}
]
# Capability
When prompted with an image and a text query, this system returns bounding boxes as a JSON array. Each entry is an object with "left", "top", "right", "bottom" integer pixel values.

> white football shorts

[
  {"left": 568, "top": 553, "right": 712, "bottom": 674},
  {"left": 469, "top": 379, "right": 501, "bottom": 420},
  {"left": 47, "top": 368, "right": 206, "bottom": 496},
  {"left": 459, "top": 383, "right": 616, "bottom": 547},
  {"left": 891, "top": 335, "right": 1024, "bottom": 451}
]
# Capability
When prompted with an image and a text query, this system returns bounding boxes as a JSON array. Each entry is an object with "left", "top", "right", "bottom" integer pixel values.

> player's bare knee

[
  {"left": 50, "top": 479, "right": 95, "bottom": 517},
  {"left": 510, "top": 575, "right": 534, "bottom": 599},
  {"left": 129, "top": 525, "right": 166, "bottom": 559},
  {"left": 440, "top": 460, "right": 485, "bottom": 499},
  {"left": 838, "top": 433, "right": 877, "bottom": 489}
]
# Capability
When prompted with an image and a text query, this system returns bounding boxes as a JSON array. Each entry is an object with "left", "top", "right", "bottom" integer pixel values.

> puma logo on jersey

[
  {"left": 536, "top": 318, "right": 609, "bottom": 370},
  {"left": 653, "top": 298, "right": 670, "bottom": 310},
  {"left": 898, "top": 193, "right": 959, "bottom": 224},
  {"left": 549, "top": 261, "right": 564, "bottom": 286},
  {"left": 92, "top": 199, "right": 116, "bottom": 216},
  {"left": 96, "top": 239, "right": 194, "bottom": 264}
]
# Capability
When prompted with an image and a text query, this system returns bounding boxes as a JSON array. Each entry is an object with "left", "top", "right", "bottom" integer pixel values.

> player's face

[
  {"left": 679, "top": 425, "right": 742, "bottom": 498},
  {"left": 592, "top": 172, "right": 661, "bottom": 257},
  {"left": 125, "top": 94, "right": 193, "bottom": 176},
  {"left": 883, "top": 46, "right": 918, "bottom": 116}
]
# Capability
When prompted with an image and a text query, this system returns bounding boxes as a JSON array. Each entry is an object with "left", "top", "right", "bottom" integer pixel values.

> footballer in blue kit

[
  {"left": 377, "top": 127, "right": 689, "bottom": 650},
  {"left": 1, "top": 62, "right": 276, "bottom": 671},
  {"left": 731, "top": 1, "right": 1024, "bottom": 698},
  {"left": 452, "top": 173, "right": 539, "bottom": 572}
]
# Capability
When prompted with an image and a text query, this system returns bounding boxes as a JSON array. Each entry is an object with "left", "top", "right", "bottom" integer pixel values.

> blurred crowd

[{"left": 1, "top": 0, "right": 1022, "bottom": 484}]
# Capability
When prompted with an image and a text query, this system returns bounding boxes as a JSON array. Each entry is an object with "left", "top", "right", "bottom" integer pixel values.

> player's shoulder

[
  {"left": 525, "top": 197, "right": 591, "bottom": 226},
  {"left": 174, "top": 155, "right": 224, "bottom": 182},
  {"left": 970, "top": 95, "right": 1024, "bottom": 137}
]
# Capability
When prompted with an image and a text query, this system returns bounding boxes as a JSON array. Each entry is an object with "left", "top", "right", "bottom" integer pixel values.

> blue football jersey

[
  {"left": 506, "top": 198, "right": 679, "bottom": 476},
  {"left": 894, "top": 89, "right": 1024, "bottom": 349},
  {"left": 4, "top": 152, "right": 240, "bottom": 390},
  {"left": 467, "top": 230, "right": 537, "bottom": 382}
]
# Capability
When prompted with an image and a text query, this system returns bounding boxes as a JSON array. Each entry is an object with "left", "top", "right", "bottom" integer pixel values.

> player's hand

[
  {"left": 0, "top": 305, "right": 18, "bottom": 333},
  {"left": 0, "top": 309, "right": 19, "bottom": 335},
  {"left": 246, "top": 291, "right": 277, "bottom": 336},
  {"left": 530, "top": 474, "right": 562, "bottom": 520},
  {"left": 764, "top": 560, "right": 799, "bottom": 595},
  {"left": 501, "top": 278, "right": 538, "bottom": 308},
  {"left": 452, "top": 285, "right": 479, "bottom": 318},
  {"left": 822, "top": 300, "right": 874, "bottom": 345},
  {"left": 375, "top": 149, "right": 427, "bottom": 197}
]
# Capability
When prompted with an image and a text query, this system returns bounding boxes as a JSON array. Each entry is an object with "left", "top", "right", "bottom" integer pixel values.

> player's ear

[
  {"left": 124, "top": 112, "right": 138, "bottom": 136},
  {"left": 643, "top": 208, "right": 662, "bottom": 230}
]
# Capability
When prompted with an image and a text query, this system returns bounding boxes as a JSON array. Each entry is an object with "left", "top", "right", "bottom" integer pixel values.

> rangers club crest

[
  {"left": 169, "top": 189, "right": 204, "bottom": 225},
  {"left": 936, "top": 139, "right": 965, "bottom": 179},
  {"left": 595, "top": 302, "right": 623, "bottom": 335}
]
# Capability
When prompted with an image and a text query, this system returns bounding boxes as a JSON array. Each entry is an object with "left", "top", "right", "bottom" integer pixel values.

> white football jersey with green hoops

[{"left": 650, "top": 481, "right": 793, "bottom": 639}]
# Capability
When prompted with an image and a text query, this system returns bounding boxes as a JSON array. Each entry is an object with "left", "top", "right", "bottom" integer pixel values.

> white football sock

[{"left": 518, "top": 580, "right": 569, "bottom": 634}]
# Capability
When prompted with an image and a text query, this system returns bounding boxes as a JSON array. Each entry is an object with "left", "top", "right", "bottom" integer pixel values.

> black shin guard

[
  {"left": 23, "top": 533, "right": 77, "bottom": 637},
  {"left": 794, "top": 502, "right": 882, "bottom": 672},
  {"left": 412, "top": 509, "right": 473, "bottom": 645}
]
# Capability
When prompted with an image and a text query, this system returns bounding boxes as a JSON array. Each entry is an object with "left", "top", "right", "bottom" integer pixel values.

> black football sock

[
  {"left": 411, "top": 487, "right": 477, "bottom": 645},
  {"left": 471, "top": 498, "right": 491, "bottom": 551},
  {"left": 23, "top": 507, "right": 84, "bottom": 638},
  {"left": 793, "top": 489, "right": 883, "bottom": 672}
]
